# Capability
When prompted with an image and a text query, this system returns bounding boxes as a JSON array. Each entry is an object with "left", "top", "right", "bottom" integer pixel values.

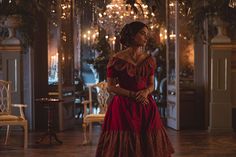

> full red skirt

[{"left": 95, "top": 95, "right": 174, "bottom": 157}]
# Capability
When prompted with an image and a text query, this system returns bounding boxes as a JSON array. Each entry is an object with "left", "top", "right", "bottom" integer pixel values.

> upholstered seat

[
  {"left": 0, "top": 115, "right": 24, "bottom": 121},
  {"left": 83, "top": 114, "right": 106, "bottom": 123},
  {"left": 0, "top": 80, "right": 28, "bottom": 148},
  {"left": 82, "top": 81, "right": 109, "bottom": 145}
]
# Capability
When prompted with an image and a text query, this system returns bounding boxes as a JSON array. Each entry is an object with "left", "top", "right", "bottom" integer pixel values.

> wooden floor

[{"left": 1, "top": 122, "right": 236, "bottom": 157}]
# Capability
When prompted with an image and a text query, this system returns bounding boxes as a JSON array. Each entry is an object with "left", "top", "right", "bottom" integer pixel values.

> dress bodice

[{"left": 107, "top": 55, "right": 156, "bottom": 91}]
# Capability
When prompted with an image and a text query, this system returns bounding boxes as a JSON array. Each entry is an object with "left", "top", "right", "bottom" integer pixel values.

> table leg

[{"left": 36, "top": 104, "right": 63, "bottom": 144}]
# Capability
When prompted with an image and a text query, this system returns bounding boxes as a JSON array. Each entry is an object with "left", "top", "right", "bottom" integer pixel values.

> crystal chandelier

[
  {"left": 97, "top": 0, "right": 157, "bottom": 37},
  {"left": 61, "top": 0, "right": 71, "bottom": 20},
  {"left": 82, "top": 25, "right": 99, "bottom": 46},
  {"left": 229, "top": 0, "right": 236, "bottom": 8},
  {"left": 82, "top": 1, "right": 99, "bottom": 46}
]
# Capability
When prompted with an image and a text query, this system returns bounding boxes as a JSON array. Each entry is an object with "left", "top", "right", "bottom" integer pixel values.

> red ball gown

[{"left": 95, "top": 55, "right": 174, "bottom": 157}]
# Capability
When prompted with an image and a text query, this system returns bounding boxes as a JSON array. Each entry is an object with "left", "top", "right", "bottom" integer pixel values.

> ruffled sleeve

[
  {"left": 107, "top": 57, "right": 118, "bottom": 78},
  {"left": 107, "top": 55, "right": 156, "bottom": 78},
  {"left": 136, "top": 55, "right": 156, "bottom": 77},
  {"left": 148, "top": 56, "right": 156, "bottom": 76}
]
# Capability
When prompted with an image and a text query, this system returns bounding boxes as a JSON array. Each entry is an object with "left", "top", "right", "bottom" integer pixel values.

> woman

[{"left": 95, "top": 21, "right": 174, "bottom": 157}]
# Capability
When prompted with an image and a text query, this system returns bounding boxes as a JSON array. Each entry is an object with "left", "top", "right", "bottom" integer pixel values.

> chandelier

[
  {"left": 82, "top": 25, "right": 99, "bottom": 46},
  {"left": 97, "top": 0, "right": 157, "bottom": 37},
  {"left": 229, "top": 0, "right": 236, "bottom": 8},
  {"left": 61, "top": 0, "right": 71, "bottom": 20},
  {"left": 82, "top": 1, "right": 100, "bottom": 46}
]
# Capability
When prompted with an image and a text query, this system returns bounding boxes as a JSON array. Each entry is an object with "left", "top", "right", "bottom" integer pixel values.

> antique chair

[
  {"left": 82, "top": 81, "right": 109, "bottom": 145},
  {"left": 0, "top": 80, "right": 28, "bottom": 148}
]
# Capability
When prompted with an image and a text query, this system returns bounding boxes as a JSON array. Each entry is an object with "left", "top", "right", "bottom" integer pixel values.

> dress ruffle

[
  {"left": 107, "top": 55, "right": 156, "bottom": 78},
  {"left": 96, "top": 127, "right": 174, "bottom": 157}
]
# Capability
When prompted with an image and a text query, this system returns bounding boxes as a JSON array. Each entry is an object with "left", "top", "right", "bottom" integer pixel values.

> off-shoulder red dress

[{"left": 95, "top": 55, "right": 174, "bottom": 157}]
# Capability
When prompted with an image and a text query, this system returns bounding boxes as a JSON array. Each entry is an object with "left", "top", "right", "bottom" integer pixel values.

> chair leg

[
  {"left": 89, "top": 123, "right": 92, "bottom": 143},
  {"left": 82, "top": 123, "right": 88, "bottom": 145},
  {"left": 4, "top": 125, "right": 10, "bottom": 145},
  {"left": 24, "top": 123, "right": 28, "bottom": 149}
]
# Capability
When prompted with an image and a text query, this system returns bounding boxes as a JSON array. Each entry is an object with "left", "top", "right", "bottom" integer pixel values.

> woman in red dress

[{"left": 95, "top": 21, "right": 174, "bottom": 157}]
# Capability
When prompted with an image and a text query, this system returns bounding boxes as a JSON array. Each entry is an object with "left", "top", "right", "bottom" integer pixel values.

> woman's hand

[{"left": 135, "top": 89, "right": 149, "bottom": 105}]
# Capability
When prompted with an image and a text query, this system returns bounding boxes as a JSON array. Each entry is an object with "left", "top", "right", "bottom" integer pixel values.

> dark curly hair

[{"left": 120, "top": 21, "right": 148, "bottom": 47}]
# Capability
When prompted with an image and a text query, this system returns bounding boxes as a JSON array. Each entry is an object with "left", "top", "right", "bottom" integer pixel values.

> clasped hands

[{"left": 129, "top": 89, "right": 149, "bottom": 105}]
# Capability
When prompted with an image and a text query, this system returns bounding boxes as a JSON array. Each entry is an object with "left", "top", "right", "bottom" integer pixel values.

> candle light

[
  {"left": 83, "top": 34, "right": 87, "bottom": 45},
  {"left": 88, "top": 37, "right": 91, "bottom": 46},
  {"left": 112, "top": 40, "right": 115, "bottom": 50},
  {"left": 169, "top": 30, "right": 176, "bottom": 40},
  {"left": 82, "top": 26, "right": 99, "bottom": 46},
  {"left": 105, "top": 35, "right": 109, "bottom": 40},
  {"left": 92, "top": 34, "right": 96, "bottom": 43}
]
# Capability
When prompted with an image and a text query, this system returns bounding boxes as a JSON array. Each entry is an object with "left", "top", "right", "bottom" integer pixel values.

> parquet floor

[{"left": 1, "top": 123, "right": 236, "bottom": 157}]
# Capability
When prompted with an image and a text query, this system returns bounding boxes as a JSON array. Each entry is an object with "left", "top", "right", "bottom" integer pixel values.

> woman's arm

[
  {"left": 145, "top": 75, "right": 155, "bottom": 94},
  {"left": 107, "top": 77, "right": 136, "bottom": 98},
  {"left": 136, "top": 75, "right": 155, "bottom": 105}
]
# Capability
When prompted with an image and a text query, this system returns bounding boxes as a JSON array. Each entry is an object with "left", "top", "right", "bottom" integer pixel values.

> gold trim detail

[{"left": 0, "top": 45, "right": 22, "bottom": 52}]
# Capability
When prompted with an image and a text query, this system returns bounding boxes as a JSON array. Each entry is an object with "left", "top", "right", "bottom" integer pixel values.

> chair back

[
  {"left": 0, "top": 80, "right": 11, "bottom": 115},
  {"left": 91, "top": 81, "right": 109, "bottom": 114}
]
